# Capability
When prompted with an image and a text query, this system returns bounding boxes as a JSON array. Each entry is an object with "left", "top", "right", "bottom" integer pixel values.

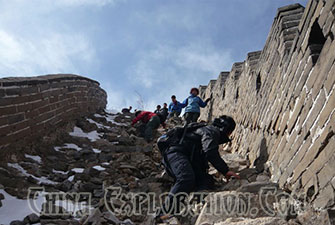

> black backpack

[{"left": 157, "top": 122, "right": 207, "bottom": 155}]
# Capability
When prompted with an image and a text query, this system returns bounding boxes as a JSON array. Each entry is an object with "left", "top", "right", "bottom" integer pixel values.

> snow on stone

[
  {"left": 54, "top": 146, "right": 62, "bottom": 152},
  {"left": 68, "top": 175, "right": 75, "bottom": 182},
  {"left": 7, "top": 163, "right": 57, "bottom": 185},
  {"left": 54, "top": 143, "right": 82, "bottom": 152},
  {"left": 69, "top": 126, "right": 101, "bottom": 142},
  {"left": 0, "top": 189, "right": 45, "bottom": 224},
  {"left": 101, "top": 162, "right": 110, "bottom": 166},
  {"left": 71, "top": 168, "right": 84, "bottom": 173},
  {"left": 92, "top": 165, "right": 105, "bottom": 171},
  {"left": 105, "top": 115, "right": 128, "bottom": 126},
  {"left": 92, "top": 148, "right": 101, "bottom": 153},
  {"left": 86, "top": 118, "right": 111, "bottom": 129},
  {"left": 93, "top": 113, "right": 104, "bottom": 118},
  {"left": 24, "top": 154, "right": 42, "bottom": 164},
  {"left": 52, "top": 169, "right": 69, "bottom": 175}
]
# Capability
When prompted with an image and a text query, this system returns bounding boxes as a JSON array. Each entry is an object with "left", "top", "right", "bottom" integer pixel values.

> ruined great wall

[
  {"left": 199, "top": 1, "right": 335, "bottom": 209},
  {"left": 0, "top": 75, "right": 107, "bottom": 149},
  {"left": 0, "top": 1, "right": 335, "bottom": 224}
]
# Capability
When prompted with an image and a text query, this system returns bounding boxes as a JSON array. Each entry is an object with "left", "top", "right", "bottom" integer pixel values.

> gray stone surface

[{"left": 198, "top": 0, "right": 335, "bottom": 208}]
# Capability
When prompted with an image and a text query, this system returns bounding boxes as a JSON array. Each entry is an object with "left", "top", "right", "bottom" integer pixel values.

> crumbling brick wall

[
  {"left": 199, "top": 1, "right": 335, "bottom": 209},
  {"left": 0, "top": 74, "right": 107, "bottom": 148}
]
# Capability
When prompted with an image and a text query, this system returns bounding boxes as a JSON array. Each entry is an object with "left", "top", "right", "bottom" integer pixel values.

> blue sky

[{"left": 0, "top": 0, "right": 308, "bottom": 111}]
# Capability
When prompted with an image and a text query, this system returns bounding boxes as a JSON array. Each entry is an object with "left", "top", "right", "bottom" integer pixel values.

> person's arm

[
  {"left": 199, "top": 129, "right": 228, "bottom": 173},
  {"left": 200, "top": 128, "right": 240, "bottom": 180},
  {"left": 132, "top": 112, "right": 144, "bottom": 125},
  {"left": 200, "top": 132, "right": 229, "bottom": 175},
  {"left": 198, "top": 97, "right": 207, "bottom": 108},
  {"left": 206, "top": 149, "right": 229, "bottom": 175},
  {"left": 180, "top": 98, "right": 188, "bottom": 108},
  {"left": 168, "top": 103, "right": 172, "bottom": 112}
]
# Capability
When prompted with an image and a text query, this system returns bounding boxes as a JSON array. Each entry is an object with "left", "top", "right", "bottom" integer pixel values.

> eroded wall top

[
  {"left": 0, "top": 74, "right": 107, "bottom": 149},
  {"left": 199, "top": 0, "right": 335, "bottom": 209}
]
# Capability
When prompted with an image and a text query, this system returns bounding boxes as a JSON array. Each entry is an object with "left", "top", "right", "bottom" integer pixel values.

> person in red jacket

[{"left": 132, "top": 111, "right": 161, "bottom": 142}]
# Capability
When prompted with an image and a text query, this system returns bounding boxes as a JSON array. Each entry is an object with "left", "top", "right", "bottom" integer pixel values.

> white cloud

[
  {"left": 0, "top": 30, "right": 95, "bottom": 76},
  {"left": 51, "top": 0, "right": 126, "bottom": 7},
  {"left": 0, "top": 0, "right": 124, "bottom": 9},
  {"left": 129, "top": 41, "right": 233, "bottom": 89},
  {"left": 104, "top": 86, "right": 131, "bottom": 111},
  {"left": 122, "top": 41, "right": 233, "bottom": 111},
  {"left": 0, "top": 0, "right": 104, "bottom": 77},
  {"left": 132, "top": 4, "right": 205, "bottom": 31}
]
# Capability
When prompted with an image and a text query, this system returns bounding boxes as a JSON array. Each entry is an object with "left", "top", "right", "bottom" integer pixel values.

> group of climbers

[
  {"left": 131, "top": 87, "right": 211, "bottom": 142},
  {"left": 127, "top": 87, "right": 240, "bottom": 221}
]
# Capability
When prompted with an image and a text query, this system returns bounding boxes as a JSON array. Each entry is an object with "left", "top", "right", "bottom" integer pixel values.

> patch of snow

[
  {"left": 7, "top": 163, "right": 57, "bottom": 185},
  {"left": 92, "top": 165, "right": 105, "bottom": 171},
  {"left": 24, "top": 154, "right": 42, "bottom": 164},
  {"left": 54, "top": 146, "right": 62, "bottom": 152},
  {"left": 52, "top": 169, "right": 69, "bottom": 175},
  {"left": 92, "top": 148, "right": 101, "bottom": 153},
  {"left": 94, "top": 113, "right": 105, "bottom": 118},
  {"left": 69, "top": 126, "right": 101, "bottom": 142},
  {"left": 105, "top": 115, "right": 128, "bottom": 126},
  {"left": 54, "top": 143, "right": 82, "bottom": 152},
  {"left": 35, "top": 176, "right": 57, "bottom": 185},
  {"left": 0, "top": 189, "right": 45, "bottom": 224},
  {"left": 101, "top": 162, "right": 110, "bottom": 166},
  {"left": 71, "top": 168, "right": 84, "bottom": 173},
  {"left": 86, "top": 118, "right": 111, "bottom": 129},
  {"left": 68, "top": 175, "right": 75, "bottom": 182}
]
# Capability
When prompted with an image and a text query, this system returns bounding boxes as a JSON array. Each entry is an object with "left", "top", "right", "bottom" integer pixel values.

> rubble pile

[
  {"left": 0, "top": 111, "right": 334, "bottom": 225},
  {"left": 0, "top": 111, "right": 169, "bottom": 225}
]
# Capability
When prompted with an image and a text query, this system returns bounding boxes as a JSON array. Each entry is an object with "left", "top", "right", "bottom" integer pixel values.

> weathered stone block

[
  {"left": 286, "top": 136, "right": 312, "bottom": 182},
  {"left": 318, "top": 88, "right": 335, "bottom": 126},
  {"left": 0, "top": 106, "right": 17, "bottom": 115},
  {"left": 318, "top": 155, "right": 335, "bottom": 190},
  {"left": 7, "top": 113, "right": 25, "bottom": 124},
  {"left": 0, "top": 125, "right": 10, "bottom": 137},
  {"left": 313, "top": 184, "right": 335, "bottom": 209},
  {"left": 319, "top": 0, "right": 335, "bottom": 27},
  {"left": 301, "top": 89, "right": 326, "bottom": 134},
  {"left": 324, "top": 63, "right": 335, "bottom": 95},
  {"left": 301, "top": 136, "right": 335, "bottom": 187}
]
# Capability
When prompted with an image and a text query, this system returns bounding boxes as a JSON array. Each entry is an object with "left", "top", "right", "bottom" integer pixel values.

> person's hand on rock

[{"left": 225, "top": 171, "right": 240, "bottom": 181}]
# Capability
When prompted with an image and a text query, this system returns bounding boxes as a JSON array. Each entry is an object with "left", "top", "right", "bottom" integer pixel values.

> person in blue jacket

[
  {"left": 168, "top": 95, "right": 183, "bottom": 118},
  {"left": 181, "top": 87, "right": 211, "bottom": 124}
]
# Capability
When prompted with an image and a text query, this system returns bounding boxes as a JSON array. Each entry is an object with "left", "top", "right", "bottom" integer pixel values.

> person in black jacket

[
  {"left": 160, "top": 103, "right": 169, "bottom": 119},
  {"left": 158, "top": 115, "right": 240, "bottom": 218},
  {"left": 154, "top": 105, "right": 162, "bottom": 114}
]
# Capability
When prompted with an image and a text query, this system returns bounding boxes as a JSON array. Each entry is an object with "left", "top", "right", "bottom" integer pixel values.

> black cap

[
  {"left": 212, "top": 115, "right": 236, "bottom": 135},
  {"left": 135, "top": 110, "right": 142, "bottom": 117}
]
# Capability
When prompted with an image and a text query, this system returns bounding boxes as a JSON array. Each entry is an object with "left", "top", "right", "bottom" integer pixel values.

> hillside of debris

[{"left": 1, "top": 110, "right": 334, "bottom": 225}]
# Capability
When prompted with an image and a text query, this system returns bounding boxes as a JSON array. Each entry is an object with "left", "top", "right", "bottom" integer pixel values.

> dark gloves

[{"left": 205, "top": 98, "right": 211, "bottom": 103}]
